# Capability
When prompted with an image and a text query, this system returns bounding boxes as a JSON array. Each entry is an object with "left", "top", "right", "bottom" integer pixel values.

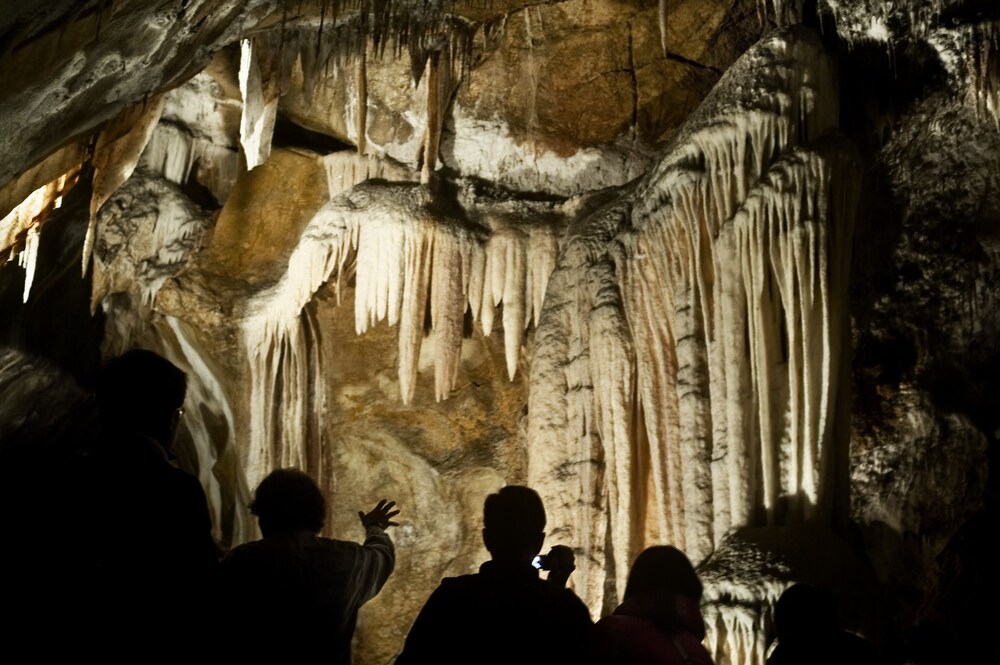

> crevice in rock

[
  {"left": 272, "top": 113, "right": 354, "bottom": 153},
  {"left": 662, "top": 50, "right": 723, "bottom": 75}
]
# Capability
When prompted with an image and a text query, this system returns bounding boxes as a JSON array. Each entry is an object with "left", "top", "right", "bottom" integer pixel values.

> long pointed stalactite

[
  {"left": 356, "top": 39, "right": 369, "bottom": 155},
  {"left": 239, "top": 35, "right": 280, "bottom": 170}
]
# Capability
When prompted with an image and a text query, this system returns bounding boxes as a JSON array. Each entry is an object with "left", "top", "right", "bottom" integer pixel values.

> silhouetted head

[
  {"left": 482, "top": 485, "right": 546, "bottom": 564},
  {"left": 774, "top": 583, "right": 838, "bottom": 644},
  {"left": 623, "top": 545, "right": 703, "bottom": 603},
  {"left": 96, "top": 349, "right": 187, "bottom": 450},
  {"left": 250, "top": 468, "right": 326, "bottom": 537}
]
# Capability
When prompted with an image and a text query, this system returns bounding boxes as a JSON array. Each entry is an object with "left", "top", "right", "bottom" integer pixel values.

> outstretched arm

[{"left": 349, "top": 499, "right": 400, "bottom": 607}]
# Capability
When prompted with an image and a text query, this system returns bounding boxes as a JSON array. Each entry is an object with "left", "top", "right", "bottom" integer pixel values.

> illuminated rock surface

[{"left": 1, "top": 1, "right": 998, "bottom": 664}]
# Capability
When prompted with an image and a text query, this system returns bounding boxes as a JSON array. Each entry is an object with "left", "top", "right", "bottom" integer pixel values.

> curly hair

[{"left": 250, "top": 468, "right": 326, "bottom": 536}]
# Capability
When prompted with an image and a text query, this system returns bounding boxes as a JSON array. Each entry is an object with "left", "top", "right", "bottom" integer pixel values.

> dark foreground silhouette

[
  {"left": 219, "top": 468, "right": 398, "bottom": 663},
  {"left": 395, "top": 485, "right": 593, "bottom": 665},
  {"left": 767, "top": 582, "right": 879, "bottom": 665},
  {"left": 49, "top": 349, "right": 217, "bottom": 654},
  {"left": 589, "top": 545, "right": 714, "bottom": 665}
]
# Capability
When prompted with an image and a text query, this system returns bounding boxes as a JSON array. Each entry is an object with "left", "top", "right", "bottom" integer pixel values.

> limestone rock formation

[{"left": 1, "top": 1, "right": 998, "bottom": 664}]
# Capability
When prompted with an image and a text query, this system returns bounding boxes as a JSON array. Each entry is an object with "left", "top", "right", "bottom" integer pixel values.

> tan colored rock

[
  {"left": 459, "top": 0, "right": 636, "bottom": 153},
  {"left": 286, "top": 286, "right": 529, "bottom": 664},
  {"left": 272, "top": 0, "right": 749, "bottom": 187},
  {"left": 280, "top": 51, "right": 422, "bottom": 158},
  {"left": 204, "top": 147, "right": 329, "bottom": 283}
]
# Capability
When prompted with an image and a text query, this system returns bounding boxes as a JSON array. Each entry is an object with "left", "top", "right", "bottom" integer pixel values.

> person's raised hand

[{"left": 358, "top": 499, "right": 400, "bottom": 530}]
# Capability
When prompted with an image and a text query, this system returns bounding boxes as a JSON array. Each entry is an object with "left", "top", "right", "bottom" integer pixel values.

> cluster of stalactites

[
  {"left": 242, "top": 181, "right": 562, "bottom": 487},
  {"left": 597, "top": 137, "right": 857, "bottom": 607},
  {"left": 354, "top": 212, "right": 560, "bottom": 395},
  {"left": 702, "top": 582, "right": 786, "bottom": 665},
  {"left": 756, "top": 0, "right": 803, "bottom": 27},
  {"left": 814, "top": 1, "right": 999, "bottom": 126},
  {"left": 238, "top": 7, "right": 474, "bottom": 172},
  {"left": 0, "top": 168, "right": 79, "bottom": 303},
  {"left": 526, "top": 29, "right": 858, "bottom": 623},
  {"left": 142, "top": 122, "right": 242, "bottom": 203},
  {"left": 321, "top": 150, "right": 413, "bottom": 198},
  {"left": 263, "top": 1, "right": 475, "bottom": 95}
]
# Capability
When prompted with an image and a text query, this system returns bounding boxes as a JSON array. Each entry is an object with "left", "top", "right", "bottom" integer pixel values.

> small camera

[{"left": 532, "top": 554, "right": 549, "bottom": 570}]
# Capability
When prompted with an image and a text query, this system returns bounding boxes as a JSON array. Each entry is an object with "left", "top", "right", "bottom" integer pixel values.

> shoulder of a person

[
  {"left": 223, "top": 539, "right": 265, "bottom": 556},
  {"left": 437, "top": 573, "right": 478, "bottom": 588},
  {"left": 528, "top": 581, "right": 593, "bottom": 625},
  {"left": 548, "top": 581, "right": 591, "bottom": 608},
  {"left": 593, "top": 613, "right": 628, "bottom": 629},
  {"left": 314, "top": 534, "right": 380, "bottom": 552},
  {"left": 677, "top": 633, "right": 714, "bottom": 664},
  {"left": 426, "top": 574, "right": 482, "bottom": 600},
  {"left": 163, "top": 465, "right": 211, "bottom": 501},
  {"left": 169, "top": 464, "right": 203, "bottom": 484},
  {"left": 219, "top": 541, "right": 258, "bottom": 570},
  {"left": 838, "top": 630, "right": 879, "bottom": 657}
]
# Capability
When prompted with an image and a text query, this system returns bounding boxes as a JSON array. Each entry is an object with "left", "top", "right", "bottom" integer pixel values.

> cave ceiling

[{"left": 1, "top": 1, "right": 999, "bottom": 664}]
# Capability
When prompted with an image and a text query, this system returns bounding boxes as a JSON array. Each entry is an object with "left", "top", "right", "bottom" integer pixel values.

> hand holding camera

[{"left": 535, "top": 544, "right": 576, "bottom": 588}]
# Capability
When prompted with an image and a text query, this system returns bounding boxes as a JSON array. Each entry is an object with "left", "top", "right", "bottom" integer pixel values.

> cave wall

[{"left": 1, "top": 1, "right": 998, "bottom": 664}]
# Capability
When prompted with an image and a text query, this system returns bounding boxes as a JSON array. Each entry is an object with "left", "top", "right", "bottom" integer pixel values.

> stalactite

[
  {"left": 17, "top": 225, "right": 40, "bottom": 303},
  {"left": 421, "top": 49, "right": 443, "bottom": 184},
  {"left": 431, "top": 228, "right": 467, "bottom": 400},
  {"left": 482, "top": 226, "right": 527, "bottom": 380},
  {"left": 82, "top": 96, "right": 165, "bottom": 276},
  {"left": 527, "top": 209, "right": 623, "bottom": 608},
  {"left": 658, "top": 0, "right": 668, "bottom": 57},
  {"left": 356, "top": 39, "right": 369, "bottom": 155},
  {"left": 617, "top": 224, "right": 684, "bottom": 549},
  {"left": 239, "top": 37, "right": 279, "bottom": 170},
  {"left": 0, "top": 168, "right": 79, "bottom": 261},
  {"left": 589, "top": 250, "right": 639, "bottom": 600},
  {"left": 396, "top": 221, "right": 433, "bottom": 404}
]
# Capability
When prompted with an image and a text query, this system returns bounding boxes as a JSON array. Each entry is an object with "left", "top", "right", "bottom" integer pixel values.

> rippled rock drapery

[
  {"left": 526, "top": 27, "right": 860, "bottom": 623},
  {"left": 2, "top": 1, "right": 1000, "bottom": 664}
]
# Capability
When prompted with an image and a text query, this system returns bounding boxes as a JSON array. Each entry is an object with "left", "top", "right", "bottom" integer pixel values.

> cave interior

[{"left": 1, "top": 0, "right": 998, "bottom": 663}]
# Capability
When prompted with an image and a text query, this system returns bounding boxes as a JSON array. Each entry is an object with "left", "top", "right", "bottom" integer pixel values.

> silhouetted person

[
  {"left": 766, "top": 582, "right": 879, "bottom": 665},
  {"left": 67, "top": 349, "right": 218, "bottom": 652},
  {"left": 218, "top": 468, "right": 398, "bottom": 663},
  {"left": 589, "top": 545, "right": 714, "bottom": 665},
  {"left": 395, "top": 484, "right": 593, "bottom": 665},
  {"left": 0, "top": 349, "right": 100, "bottom": 646}
]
